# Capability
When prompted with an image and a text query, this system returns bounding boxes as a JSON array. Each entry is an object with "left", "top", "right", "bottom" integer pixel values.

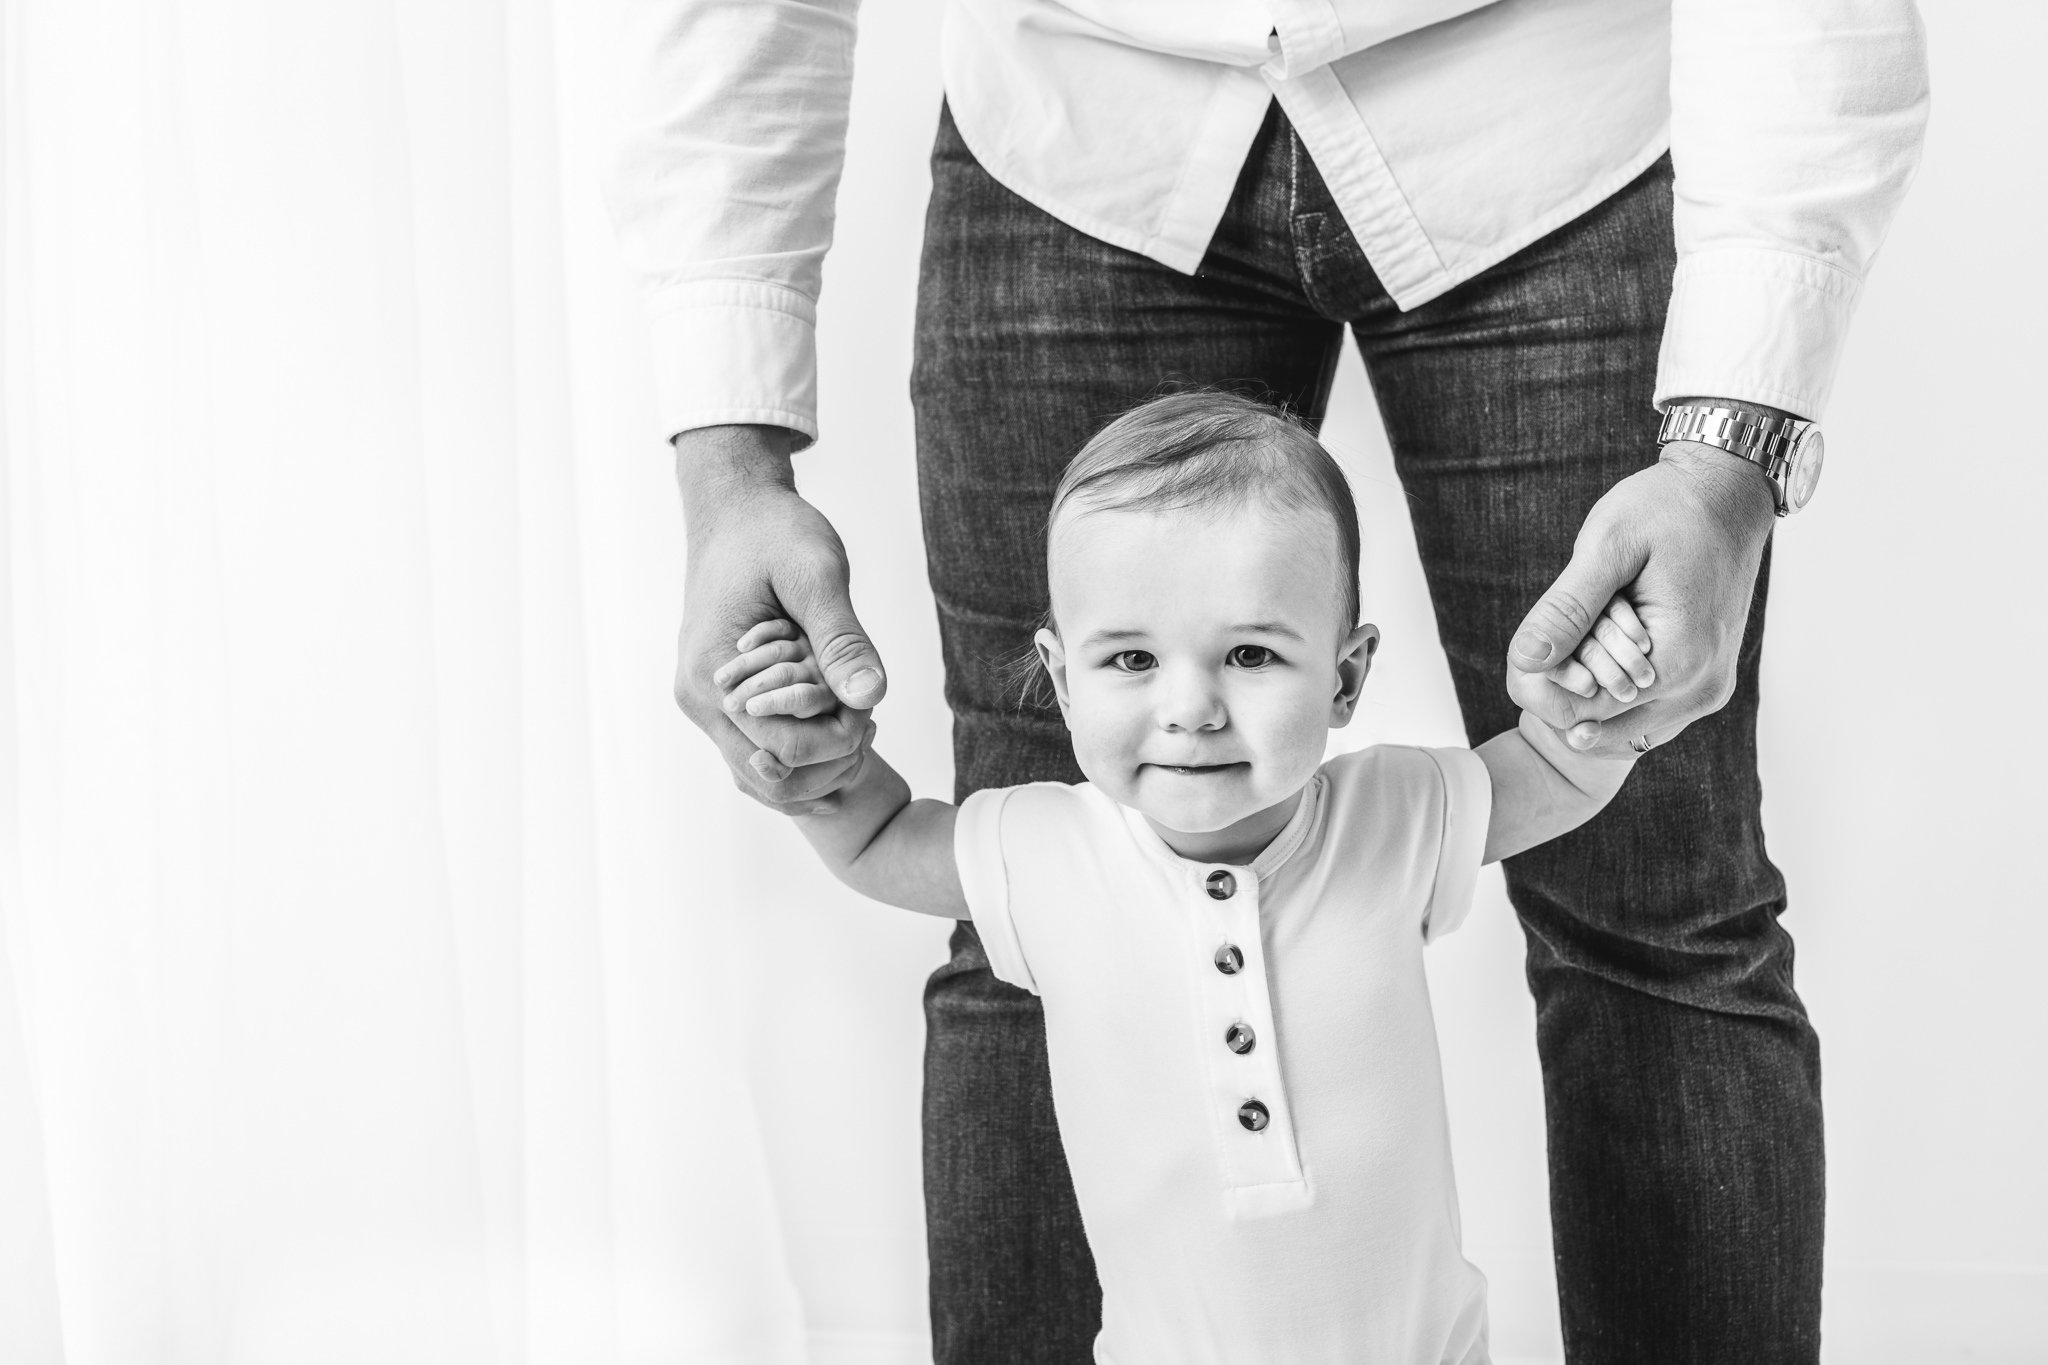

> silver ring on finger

[{"left": 1628, "top": 734, "right": 1653, "bottom": 755}]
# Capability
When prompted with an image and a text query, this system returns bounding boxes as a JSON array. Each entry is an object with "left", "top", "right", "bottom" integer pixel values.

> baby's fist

[
  {"left": 713, "top": 619, "right": 837, "bottom": 720},
  {"left": 1543, "top": 597, "right": 1656, "bottom": 704}
]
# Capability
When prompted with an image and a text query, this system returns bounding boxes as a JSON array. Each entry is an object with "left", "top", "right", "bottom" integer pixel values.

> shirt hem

[
  {"left": 1269, "top": 64, "right": 1448, "bottom": 304},
  {"left": 1401, "top": 131, "right": 1673, "bottom": 313},
  {"left": 945, "top": 76, "right": 1269, "bottom": 276},
  {"left": 1263, "top": 0, "right": 1348, "bottom": 79}
]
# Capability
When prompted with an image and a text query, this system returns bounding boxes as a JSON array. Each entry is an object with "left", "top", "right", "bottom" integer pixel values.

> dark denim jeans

[{"left": 910, "top": 101, "right": 1822, "bottom": 1365}]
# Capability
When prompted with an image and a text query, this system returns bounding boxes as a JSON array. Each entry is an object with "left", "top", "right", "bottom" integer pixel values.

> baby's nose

[{"left": 1157, "top": 671, "right": 1227, "bottom": 732}]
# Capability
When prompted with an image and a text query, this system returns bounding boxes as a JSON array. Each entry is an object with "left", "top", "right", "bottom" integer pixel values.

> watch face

[{"left": 1785, "top": 427, "right": 1824, "bottom": 512}]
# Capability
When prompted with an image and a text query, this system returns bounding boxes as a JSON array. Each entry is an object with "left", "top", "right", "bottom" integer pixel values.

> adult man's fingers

[
  {"left": 752, "top": 719, "right": 875, "bottom": 808},
  {"left": 699, "top": 709, "right": 806, "bottom": 809},
  {"left": 1531, "top": 686, "right": 1700, "bottom": 760},
  {"left": 690, "top": 679, "right": 865, "bottom": 805},
  {"left": 1508, "top": 534, "right": 1644, "bottom": 673},
  {"left": 705, "top": 713, "right": 870, "bottom": 811},
  {"left": 777, "top": 561, "right": 888, "bottom": 709},
  {"left": 753, "top": 744, "right": 868, "bottom": 808},
  {"left": 1565, "top": 708, "right": 1687, "bottom": 760}
]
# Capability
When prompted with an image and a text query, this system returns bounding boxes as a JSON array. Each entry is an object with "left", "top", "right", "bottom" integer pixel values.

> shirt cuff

[
  {"left": 954, "top": 787, "right": 1038, "bottom": 994},
  {"left": 1653, "top": 247, "right": 1863, "bottom": 422},
  {"left": 643, "top": 279, "right": 820, "bottom": 449},
  {"left": 1421, "top": 747, "right": 1492, "bottom": 944}
]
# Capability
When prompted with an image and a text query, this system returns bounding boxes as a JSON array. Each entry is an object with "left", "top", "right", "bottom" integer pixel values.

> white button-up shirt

[
  {"left": 954, "top": 745, "right": 1492, "bottom": 1363},
  {"left": 606, "top": 0, "right": 1928, "bottom": 448}
]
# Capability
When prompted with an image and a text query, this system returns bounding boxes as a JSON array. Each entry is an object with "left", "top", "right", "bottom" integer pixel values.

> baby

[{"left": 714, "top": 392, "right": 1653, "bottom": 1363}]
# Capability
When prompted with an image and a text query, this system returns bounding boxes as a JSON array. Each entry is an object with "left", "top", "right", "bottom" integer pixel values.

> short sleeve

[
  {"left": 953, "top": 786, "right": 1038, "bottom": 995},
  {"left": 1420, "top": 747, "right": 1493, "bottom": 944}
]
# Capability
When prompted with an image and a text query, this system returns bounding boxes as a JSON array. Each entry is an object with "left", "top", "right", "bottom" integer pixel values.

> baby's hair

[
  {"left": 1004, "top": 388, "right": 1362, "bottom": 709},
  {"left": 1052, "top": 389, "right": 1361, "bottom": 627}
]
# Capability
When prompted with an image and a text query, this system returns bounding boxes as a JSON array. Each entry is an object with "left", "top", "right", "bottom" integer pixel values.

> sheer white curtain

[{"left": 1, "top": 0, "right": 818, "bottom": 1358}]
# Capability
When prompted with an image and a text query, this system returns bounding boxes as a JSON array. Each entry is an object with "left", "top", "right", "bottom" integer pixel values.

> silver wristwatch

[{"left": 1657, "top": 403, "right": 1826, "bottom": 517}]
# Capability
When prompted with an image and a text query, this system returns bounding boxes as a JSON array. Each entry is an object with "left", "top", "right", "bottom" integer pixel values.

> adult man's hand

[
  {"left": 675, "top": 424, "right": 887, "bottom": 811},
  {"left": 1506, "top": 435, "right": 1779, "bottom": 759}
]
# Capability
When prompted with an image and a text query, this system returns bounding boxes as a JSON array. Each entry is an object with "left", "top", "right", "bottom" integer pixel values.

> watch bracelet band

[{"left": 1656, "top": 403, "right": 1800, "bottom": 476}]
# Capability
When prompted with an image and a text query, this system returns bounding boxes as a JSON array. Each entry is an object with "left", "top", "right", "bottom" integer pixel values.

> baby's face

[{"left": 1037, "top": 499, "right": 1375, "bottom": 862}]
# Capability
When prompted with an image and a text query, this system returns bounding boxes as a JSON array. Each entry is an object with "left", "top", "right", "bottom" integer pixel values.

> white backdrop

[{"left": 1, "top": 1, "right": 2040, "bottom": 1363}]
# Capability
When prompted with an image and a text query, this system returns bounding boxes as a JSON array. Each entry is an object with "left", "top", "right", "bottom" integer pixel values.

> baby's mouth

[{"left": 1147, "top": 761, "right": 1248, "bottom": 777}]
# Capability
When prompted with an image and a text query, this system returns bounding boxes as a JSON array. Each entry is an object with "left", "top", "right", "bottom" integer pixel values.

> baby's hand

[
  {"left": 1542, "top": 597, "right": 1655, "bottom": 705},
  {"left": 713, "top": 619, "right": 837, "bottom": 720}
]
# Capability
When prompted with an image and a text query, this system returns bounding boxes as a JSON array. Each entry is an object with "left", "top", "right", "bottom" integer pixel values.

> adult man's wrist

[
  {"left": 675, "top": 424, "right": 799, "bottom": 533},
  {"left": 1657, "top": 395, "right": 1800, "bottom": 523},
  {"left": 674, "top": 423, "right": 797, "bottom": 485},
  {"left": 1657, "top": 440, "right": 1778, "bottom": 533}
]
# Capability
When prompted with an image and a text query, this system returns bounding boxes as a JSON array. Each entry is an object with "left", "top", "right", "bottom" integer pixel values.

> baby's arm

[
  {"left": 715, "top": 621, "right": 969, "bottom": 919},
  {"left": 790, "top": 748, "right": 968, "bottom": 919},
  {"left": 1474, "top": 712, "right": 1638, "bottom": 863},
  {"left": 1477, "top": 598, "right": 1650, "bottom": 862}
]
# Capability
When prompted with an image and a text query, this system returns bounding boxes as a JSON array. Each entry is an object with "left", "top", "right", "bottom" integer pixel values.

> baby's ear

[
  {"left": 1329, "top": 623, "right": 1379, "bottom": 727},
  {"left": 1034, "top": 627, "right": 1074, "bottom": 722}
]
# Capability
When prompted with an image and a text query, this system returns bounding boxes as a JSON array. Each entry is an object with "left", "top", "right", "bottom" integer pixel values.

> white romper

[{"left": 955, "top": 744, "right": 1494, "bottom": 1365}]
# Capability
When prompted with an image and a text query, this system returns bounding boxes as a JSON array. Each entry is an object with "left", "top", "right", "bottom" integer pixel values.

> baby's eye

[
  {"left": 1108, "top": 650, "right": 1157, "bottom": 673},
  {"left": 1228, "top": 645, "right": 1276, "bottom": 669}
]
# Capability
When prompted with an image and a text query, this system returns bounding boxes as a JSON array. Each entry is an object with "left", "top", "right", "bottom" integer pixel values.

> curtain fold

[{"left": 1, "top": 0, "right": 811, "bottom": 1358}]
